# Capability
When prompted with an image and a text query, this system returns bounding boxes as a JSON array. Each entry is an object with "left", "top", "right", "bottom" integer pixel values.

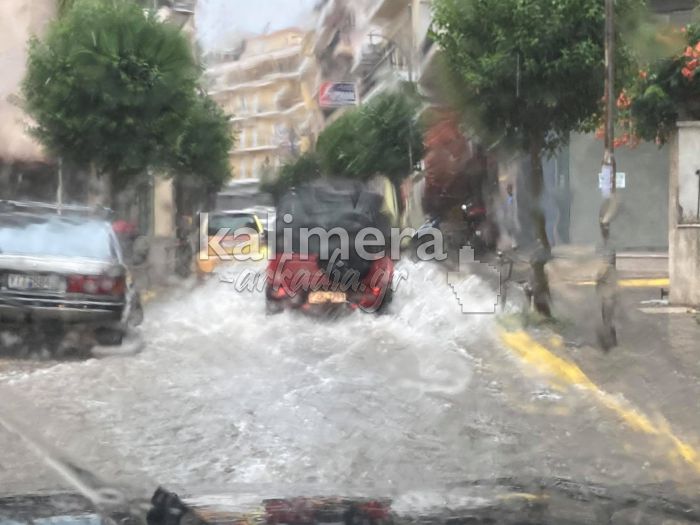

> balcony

[
  {"left": 229, "top": 102, "right": 307, "bottom": 123},
  {"left": 354, "top": 36, "right": 412, "bottom": 97},
  {"left": 352, "top": 41, "right": 386, "bottom": 78},
  {"left": 209, "top": 70, "right": 303, "bottom": 95},
  {"left": 206, "top": 46, "right": 303, "bottom": 78},
  {"left": 230, "top": 144, "right": 278, "bottom": 155}
]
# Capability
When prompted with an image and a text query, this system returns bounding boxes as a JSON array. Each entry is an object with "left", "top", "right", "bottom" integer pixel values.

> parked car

[
  {"left": 196, "top": 210, "right": 267, "bottom": 275},
  {"left": 0, "top": 201, "right": 141, "bottom": 351},
  {"left": 265, "top": 180, "right": 394, "bottom": 315}
]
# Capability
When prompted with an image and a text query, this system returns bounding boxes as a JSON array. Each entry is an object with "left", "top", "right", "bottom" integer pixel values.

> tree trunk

[
  {"left": 528, "top": 135, "right": 552, "bottom": 317},
  {"left": 103, "top": 172, "right": 114, "bottom": 211}
]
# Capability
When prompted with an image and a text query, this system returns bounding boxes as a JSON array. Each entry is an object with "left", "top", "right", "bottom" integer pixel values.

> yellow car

[{"left": 196, "top": 211, "right": 268, "bottom": 275}]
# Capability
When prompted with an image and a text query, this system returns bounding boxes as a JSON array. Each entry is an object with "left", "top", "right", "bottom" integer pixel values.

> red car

[{"left": 265, "top": 181, "right": 394, "bottom": 315}]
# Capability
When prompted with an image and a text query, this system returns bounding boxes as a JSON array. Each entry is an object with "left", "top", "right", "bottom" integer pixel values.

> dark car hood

[
  {"left": 154, "top": 478, "right": 700, "bottom": 525},
  {"left": 4, "top": 479, "right": 700, "bottom": 525}
]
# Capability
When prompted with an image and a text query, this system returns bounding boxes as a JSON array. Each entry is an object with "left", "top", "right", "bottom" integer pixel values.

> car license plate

[
  {"left": 221, "top": 238, "right": 240, "bottom": 248},
  {"left": 308, "top": 291, "right": 346, "bottom": 304},
  {"left": 7, "top": 273, "right": 66, "bottom": 292}
]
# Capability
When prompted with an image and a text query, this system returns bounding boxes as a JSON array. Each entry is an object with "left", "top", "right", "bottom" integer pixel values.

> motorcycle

[
  {"left": 460, "top": 200, "right": 499, "bottom": 252},
  {"left": 410, "top": 201, "right": 498, "bottom": 261}
]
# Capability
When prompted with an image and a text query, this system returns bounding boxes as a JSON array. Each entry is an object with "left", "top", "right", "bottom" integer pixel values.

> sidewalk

[
  {"left": 500, "top": 245, "right": 700, "bottom": 463},
  {"left": 549, "top": 244, "right": 669, "bottom": 282}
]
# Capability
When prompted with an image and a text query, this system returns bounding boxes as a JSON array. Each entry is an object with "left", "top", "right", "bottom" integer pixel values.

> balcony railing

[{"left": 353, "top": 42, "right": 385, "bottom": 78}]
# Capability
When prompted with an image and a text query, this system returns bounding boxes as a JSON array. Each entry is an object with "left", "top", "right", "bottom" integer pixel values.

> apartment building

[
  {"left": 311, "top": 0, "right": 434, "bottom": 124},
  {"left": 206, "top": 29, "right": 322, "bottom": 182}
]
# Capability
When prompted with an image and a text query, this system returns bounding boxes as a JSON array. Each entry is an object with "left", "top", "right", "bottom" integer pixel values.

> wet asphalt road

[{"left": 0, "top": 261, "right": 699, "bottom": 499}]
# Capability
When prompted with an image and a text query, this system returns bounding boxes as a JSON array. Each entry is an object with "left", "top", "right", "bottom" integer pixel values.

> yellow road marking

[
  {"left": 576, "top": 278, "right": 669, "bottom": 287},
  {"left": 500, "top": 330, "right": 700, "bottom": 473}
]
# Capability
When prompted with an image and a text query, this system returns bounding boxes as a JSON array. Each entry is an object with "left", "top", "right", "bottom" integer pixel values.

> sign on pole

[{"left": 599, "top": 170, "right": 626, "bottom": 195}]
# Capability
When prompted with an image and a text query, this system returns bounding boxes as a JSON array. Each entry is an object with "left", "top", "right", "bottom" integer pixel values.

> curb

[
  {"left": 570, "top": 277, "right": 670, "bottom": 288},
  {"left": 498, "top": 326, "right": 700, "bottom": 474}
]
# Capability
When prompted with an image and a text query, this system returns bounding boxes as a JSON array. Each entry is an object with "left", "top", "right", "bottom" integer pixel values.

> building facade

[
  {"left": 206, "top": 29, "right": 322, "bottom": 183},
  {"left": 0, "top": 0, "right": 56, "bottom": 200},
  {"left": 311, "top": 0, "right": 421, "bottom": 121}
]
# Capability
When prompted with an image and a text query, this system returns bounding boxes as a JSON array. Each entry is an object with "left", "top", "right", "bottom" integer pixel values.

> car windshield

[
  {"left": 3, "top": 0, "right": 700, "bottom": 523},
  {"left": 0, "top": 215, "right": 114, "bottom": 260},
  {"left": 208, "top": 214, "right": 258, "bottom": 235}
]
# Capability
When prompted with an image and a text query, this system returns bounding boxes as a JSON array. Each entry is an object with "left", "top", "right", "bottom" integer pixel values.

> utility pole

[
  {"left": 597, "top": 0, "right": 619, "bottom": 350},
  {"left": 603, "top": 0, "right": 616, "bottom": 194}
]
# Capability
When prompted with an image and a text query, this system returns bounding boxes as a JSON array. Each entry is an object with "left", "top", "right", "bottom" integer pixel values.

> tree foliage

[
  {"left": 169, "top": 94, "right": 233, "bottom": 191},
  {"left": 261, "top": 153, "right": 322, "bottom": 200},
  {"left": 431, "top": 0, "right": 644, "bottom": 152},
  {"left": 264, "top": 92, "right": 423, "bottom": 201},
  {"left": 627, "top": 23, "right": 700, "bottom": 144},
  {"left": 316, "top": 91, "right": 424, "bottom": 185},
  {"left": 23, "top": 0, "right": 231, "bottom": 191}
]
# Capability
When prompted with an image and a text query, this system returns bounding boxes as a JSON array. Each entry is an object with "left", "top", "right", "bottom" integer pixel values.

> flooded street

[{"left": 1, "top": 261, "right": 694, "bottom": 498}]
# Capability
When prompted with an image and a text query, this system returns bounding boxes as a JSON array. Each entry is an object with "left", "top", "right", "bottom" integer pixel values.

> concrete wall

[
  {"left": 669, "top": 226, "right": 700, "bottom": 305},
  {"left": 669, "top": 122, "right": 700, "bottom": 307},
  {"left": 568, "top": 132, "right": 669, "bottom": 250}
]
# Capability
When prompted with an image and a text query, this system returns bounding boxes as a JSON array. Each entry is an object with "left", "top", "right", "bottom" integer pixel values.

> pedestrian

[{"left": 501, "top": 182, "right": 520, "bottom": 250}]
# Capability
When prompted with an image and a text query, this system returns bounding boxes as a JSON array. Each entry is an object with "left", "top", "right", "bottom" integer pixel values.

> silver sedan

[{"left": 0, "top": 208, "right": 140, "bottom": 351}]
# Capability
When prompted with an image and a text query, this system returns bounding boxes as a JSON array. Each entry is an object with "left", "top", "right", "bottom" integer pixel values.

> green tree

[
  {"left": 432, "top": 0, "right": 643, "bottom": 315},
  {"left": 23, "top": 0, "right": 199, "bottom": 194},
  {"left": 316, "top": 91, "right": 424, "bottom": 186},
  {"left": 170, "top": 93, "right": 233, "bottom": 194},
  {"left": 261, "top": 153, "right": 322, "bottom": 201}
]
